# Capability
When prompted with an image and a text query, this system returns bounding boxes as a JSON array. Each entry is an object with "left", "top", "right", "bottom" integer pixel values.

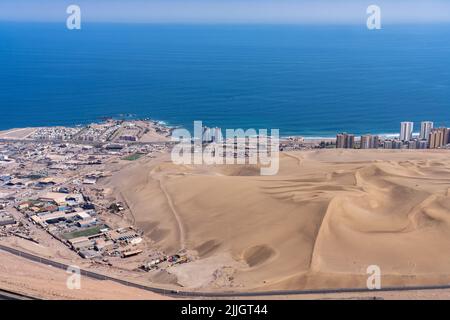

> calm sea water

[{"left": 0, "top": 23, "right": 449, "bottom": 137}]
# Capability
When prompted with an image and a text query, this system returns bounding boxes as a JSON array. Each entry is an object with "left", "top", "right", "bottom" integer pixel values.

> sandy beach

[
  {"left": 0, "top": 128, "right": 38, "bottom": 140},
  {"left": 105, "top": 149, "right": 450, "bottom": 291}
]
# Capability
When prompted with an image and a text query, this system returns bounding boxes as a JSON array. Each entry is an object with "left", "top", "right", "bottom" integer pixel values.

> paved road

[
  {"left": 3, "top": 244, "right": 450, "bottom": 298},
  {"left": 0, "top": 289, "right": 36, "bottom": 300}
]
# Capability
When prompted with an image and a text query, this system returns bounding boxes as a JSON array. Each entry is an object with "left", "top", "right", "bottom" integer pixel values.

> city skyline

[{"left": 336, "top": 120, "right": 450, "bottom": 149}]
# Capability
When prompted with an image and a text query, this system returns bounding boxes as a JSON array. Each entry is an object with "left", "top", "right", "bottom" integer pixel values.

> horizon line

[{"left": 2, "top": 20, "right": 450, "bottom": 26}]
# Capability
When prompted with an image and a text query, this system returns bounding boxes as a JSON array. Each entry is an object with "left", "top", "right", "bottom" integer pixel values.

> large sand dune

[{"left": 106, "top": 149, "right": 450, "bottom": 291}]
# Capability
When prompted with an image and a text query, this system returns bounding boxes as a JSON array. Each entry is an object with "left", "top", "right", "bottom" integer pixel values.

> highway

[
  {"left": 2, "top": 244, "right": 450, "bottom": 298},
  {"left": 0, "top": 288, "right": 36, "bottom": 300}
]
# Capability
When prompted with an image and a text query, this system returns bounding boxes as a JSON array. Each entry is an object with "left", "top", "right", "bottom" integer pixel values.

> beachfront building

[
  {"left": 429, "top": 128, "right": 450, "bottom": 149},
  {"left": 407, "top": 139, "right": 419, "bottom": 149},
  {"left": 400, "top": 122, "right": 414, "bottom": 142},
  {"left": 360, "top": 135, "right": 379, "bottom": 149},
  {"left": 420, "top": 121, "right": 434, "bottom": 141},
  {"left": 336, "top": 133, "right": 355, "bottom": 149},
  {"left": 383, "top": 140, "right": 393, "bottom": 149},
  {"left": 383, "top": 139, "right": 402, "bottom": 149},
  {"left": 417, "top": 140, "right": 428, "bottom": 149},
  {"left": 393, "top": 140, "right": 403, "bottom": 149}
]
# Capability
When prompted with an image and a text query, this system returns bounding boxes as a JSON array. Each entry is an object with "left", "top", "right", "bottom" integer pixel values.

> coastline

[
  {"left": 0, "top": 118, "right": 174, "bottom": 142},
  {"left": 1, "top": 118, "right": 450, "bottom": 295},
  {"left": 0, "top": 120, "right": 413, "bottom": 143}
]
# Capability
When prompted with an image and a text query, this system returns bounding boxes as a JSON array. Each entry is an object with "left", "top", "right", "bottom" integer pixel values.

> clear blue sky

[{"left": 1, "top": 0, "right": 450, "bottom": 24}]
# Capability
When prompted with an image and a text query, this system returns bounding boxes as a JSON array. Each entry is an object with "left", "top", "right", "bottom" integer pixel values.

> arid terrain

[
  {"left": 106, "top": 149, "right": 450, "bottom": 291},
  {"left": 0, "top": 250, "right": 168, "bottom": 300}
]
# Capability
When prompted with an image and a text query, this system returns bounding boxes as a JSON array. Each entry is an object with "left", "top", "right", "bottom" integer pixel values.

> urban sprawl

[
  {"left": 0, "top": 120, "right": 192, "bottom": 275},
  {"left": 0, "top": 119, "right": 448, "bottom": 279}
]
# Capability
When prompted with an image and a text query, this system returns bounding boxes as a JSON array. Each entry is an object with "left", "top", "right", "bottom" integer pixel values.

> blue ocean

[{"left": 0, "top": 23, "right": 449, "bottom": 137}]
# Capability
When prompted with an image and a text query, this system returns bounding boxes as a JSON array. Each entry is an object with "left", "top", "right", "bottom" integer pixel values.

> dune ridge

[{"left": 106, "top": 150, "right": 450, "bottom": 290}]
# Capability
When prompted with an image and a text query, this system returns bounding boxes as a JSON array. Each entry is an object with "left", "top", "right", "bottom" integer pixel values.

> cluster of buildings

[
  {"left": 31, "top": 127, "right": 82, "bottom": 141},
  {"left": 0, "top": 210, "right": 36, "bottom": 242},
  {"left": 0, "top": 210, "right": 15, "bottom": 227},
  {"left": 15, "top": 191, "right": 147, "bottom": 259},
  {"left": 29, "top": 119, "right": 172, "bottom": 144},
  {"left": 140, "top": 252, "right": 189, "bottom": 271},
  {"left": 336, "top": 121, "right": 450, "bottom": 149},
  {"left": 336, "top": 133, "right": 356, "bottom": 149},
  {"left": 0, "top": 120, "right": 175, "bottom": 270},
  {"left": 75, "top": 122, "right": 122, "bottom": 142}
]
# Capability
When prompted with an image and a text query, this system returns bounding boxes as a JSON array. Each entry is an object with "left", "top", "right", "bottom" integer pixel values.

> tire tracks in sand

[{"left": 156, "top": 174, "right": 187, "bottom": 250}]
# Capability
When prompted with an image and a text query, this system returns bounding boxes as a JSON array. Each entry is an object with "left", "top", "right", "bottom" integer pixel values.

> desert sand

[
  {"left": 0, "top": 251, "right": 169, "bottom": 300},
  {"left": 105, "top": 149, "right": 450, "bottom": 291}
]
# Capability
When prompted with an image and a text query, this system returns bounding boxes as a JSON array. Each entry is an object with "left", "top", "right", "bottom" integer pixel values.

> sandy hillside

[
  {"left": 0, "top": 251, "right": 169, "bottom": 300},
  {"left": 106, "top": 149, "right": 450, "bottom": 291}
]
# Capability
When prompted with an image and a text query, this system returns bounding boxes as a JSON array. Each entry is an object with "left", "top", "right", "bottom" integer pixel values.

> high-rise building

[
  {"left": 400, "top": 122, "right": 414, "bottom": 142},
  {"left": 347, "top": 134, "right": 355, "bottom": 149},
  {"left": 360, "top": 135, "right": 370, "bottom": 149},
  {"left": 336, "top": 133, "right": 355, "bottom": 149},
  {"left": 336, "top": 133, "right": 345, "bottom": 148},
  {"left": 429, "top": 128, "right": 450, "bottom": 149},
  {"left": 373, "top": 135, "right": 380, "bottom": 149},
  {"left": 360, "top": 135, "right": 379, "bottom": 149},
  {"left": 420, "top": 121, "right": 433, "bottom": 140}
]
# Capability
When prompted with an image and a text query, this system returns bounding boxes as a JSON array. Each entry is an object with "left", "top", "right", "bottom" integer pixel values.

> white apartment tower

[
  {"left": 400, "top": 122, "right": 414, "bottom": 142},
  {"left": 420, "top": 121, "right": 433, "bottom": 140}
]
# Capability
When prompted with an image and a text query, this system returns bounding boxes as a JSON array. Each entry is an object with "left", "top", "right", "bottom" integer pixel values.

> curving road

[
  {"left": 2, "top": 244, "right": 450, "bottom": 298},
  {"left": 157, "top": 177, "right": 186, "bottom": 250}
]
